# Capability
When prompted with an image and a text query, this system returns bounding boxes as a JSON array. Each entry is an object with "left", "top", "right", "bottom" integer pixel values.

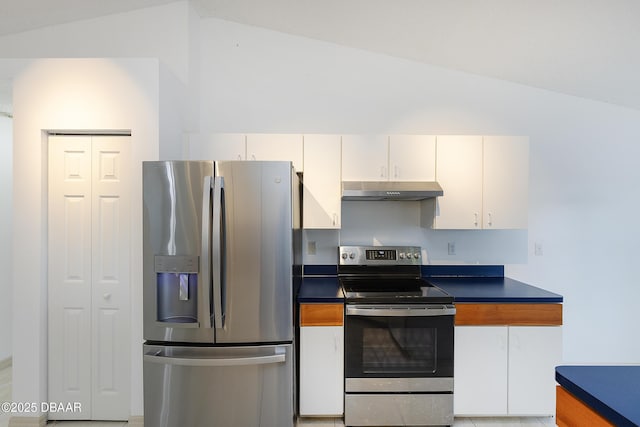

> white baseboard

[
  {"left": 7, "top": 415, "right": 47, "bottom": 427},
  {"left": 8, "top": 415, "right": 138, "bottom": 426},
  {"left": 7, "top": 415, "right": 139, "bottom": 427},
  {"left": 0, "top": 357, "right": 12, "bottom": 371},
  {"left": 6, "top": 412, "right": 138, "bottom": 427},
  {"left": 128, "top": 415, "right": 144, "bottom": 426}
]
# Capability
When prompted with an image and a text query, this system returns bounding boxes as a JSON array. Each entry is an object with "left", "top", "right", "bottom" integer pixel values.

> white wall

[
  {"left": 0, "top": 114, "right": 12, "bottom": 363},
  {"left": 0, "top": 3, "right": 190, "bottom": 84},
  {"left": 0, "top": 2, "right": 193, "bottom": 162},
  {"left": 195, "top": 18, "right": 640, "bottom": 364},
  {"left": 12, "top": 58, "right": 159, "bottom": 419},
  {"left": 0, "top": 64, "right": 13, "bottom": 368}
]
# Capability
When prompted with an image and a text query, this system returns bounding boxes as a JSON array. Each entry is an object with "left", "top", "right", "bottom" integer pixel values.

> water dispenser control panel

[{"left": 154, "top": 255, "right": 199, "bottom": 273}]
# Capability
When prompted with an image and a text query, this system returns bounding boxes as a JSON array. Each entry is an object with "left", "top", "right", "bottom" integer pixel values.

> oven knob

[
  {"left": 414, "top": 252, "right": 420, "bottom": 259},
  {"left": 399, "top": 252, "right": 405, "bottom": 259},
  {"left": 341, "top": 252, "right": 348, "bottom": 260},
  {"left": 349, "top": 252, "right": 355, "bottom": 259}
]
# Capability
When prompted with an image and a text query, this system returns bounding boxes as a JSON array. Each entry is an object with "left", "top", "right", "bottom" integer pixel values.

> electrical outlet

[
  {"left": 534, "top": 242, "right": 543, "bottom": 256},
  {"left": 448, "top": 242, "right": 456, "bottom": 255}
]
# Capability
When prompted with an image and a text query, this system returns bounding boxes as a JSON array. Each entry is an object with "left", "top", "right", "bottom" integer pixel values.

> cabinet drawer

[
  {"left": 300, "top": 304, "right": 344, "bottom": 326},
  {"left": 455, "top": 303, "right": 562, "bottom": 326}
]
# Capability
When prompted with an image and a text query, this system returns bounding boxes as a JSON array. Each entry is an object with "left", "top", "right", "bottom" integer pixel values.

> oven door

[{"left": 345, "top": 304, "right": 455, "bottom": 382}]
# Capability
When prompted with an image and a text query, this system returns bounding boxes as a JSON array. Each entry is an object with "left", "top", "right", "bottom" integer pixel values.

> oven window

[
  {"left": 345, "top": 314, "right": 454, "bottom": 379},
  {"left": 362, "top": 326, "right": 436, "bottom": 373}
]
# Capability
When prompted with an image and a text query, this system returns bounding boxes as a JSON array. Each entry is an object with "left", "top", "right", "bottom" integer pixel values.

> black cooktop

[
  {"left": 337, "top": 245, "right": 454, "bottom": 304},
  {"left": 340, "top": 277, "right": 454, "bottom": 304}
]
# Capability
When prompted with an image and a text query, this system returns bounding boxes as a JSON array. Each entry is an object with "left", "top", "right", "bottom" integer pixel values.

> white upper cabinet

[
  {"left": 434, "top": 135, "right": 529, "bottom": 229},
  {"left": 192, "top": 133, "right": 527, "bottom": 231},
  {"left": 435, "top": 135, "right": 484, "bottom": 229},
  {"left": 389, "top": 135, "right": 436, "bottom": 181},
  {"left": 191, "top": 133, "right": 246, "bottom": 161},
  {"left": 342, "top": 134, "right": 436, "bottom": 182},
  {"left": 191, "top": 133, "right": 303, "bottom": 171},
  {"left": 483, "top": 136, "right": 529, "bottom": 229},
  {"left": 246, "top": 133, "right": 304, "bottom": 172},
  {"left": 341, "top": 135, "right": 388, "bottom": 181},
  {"left": 303, "top": 135, "right": 341, "bottom": 229}
]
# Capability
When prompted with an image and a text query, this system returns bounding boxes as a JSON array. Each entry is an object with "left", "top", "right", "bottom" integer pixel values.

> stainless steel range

[{"left": 339, "top": 246, "right": 455, "bottom": 427}]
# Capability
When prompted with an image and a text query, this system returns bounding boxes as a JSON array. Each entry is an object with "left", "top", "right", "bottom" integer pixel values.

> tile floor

[
  {"left": 1, "top": 365, "right": 555, "bottom": 427},
  {"left": 295, "top": 416, "right": 556, "bottom": 426}
]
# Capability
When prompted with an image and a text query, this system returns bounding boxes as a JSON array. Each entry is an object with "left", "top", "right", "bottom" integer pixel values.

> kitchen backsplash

[{"left": 303, "top": 201, "right": 528, "bottom": 265}]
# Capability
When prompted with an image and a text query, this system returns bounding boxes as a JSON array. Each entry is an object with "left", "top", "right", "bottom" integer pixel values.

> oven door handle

[{"left": 346, "top": 305, "right": 456, "bottom": 317}]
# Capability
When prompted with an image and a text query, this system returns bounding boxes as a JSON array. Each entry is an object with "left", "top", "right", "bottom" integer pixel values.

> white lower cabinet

[
  {"left": 454, "top": 326, "right": 562, "bottom": 416},
  {"left": 507, "top": 326, "right": 563, "bottom": 415},
  {"left": 454, "top": 326, "right": 508, "bottom": 415},
  {"left": 299, "top": 326, "right": 344, "bottom": 415}
]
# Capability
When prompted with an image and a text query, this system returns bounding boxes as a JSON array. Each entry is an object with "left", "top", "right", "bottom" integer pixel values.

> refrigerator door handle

[
  {"left": 212, "top": 176, "right": 225, "bottom": 330},
  {"left": 200, "top": 176, "right": 213, "bottom": 329},
  {"left": 143, "top": 349, "right": 286, "bottom": 367}
]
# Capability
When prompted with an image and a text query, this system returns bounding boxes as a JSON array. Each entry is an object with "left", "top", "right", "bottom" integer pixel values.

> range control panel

[{"left": 339, "top": 246, "right": 422, "bottom": 266}]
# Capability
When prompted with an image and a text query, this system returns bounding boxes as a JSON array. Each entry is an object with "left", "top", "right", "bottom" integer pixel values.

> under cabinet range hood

[{"left": 341, "top": 181, "right": 444, "bottom": 201}]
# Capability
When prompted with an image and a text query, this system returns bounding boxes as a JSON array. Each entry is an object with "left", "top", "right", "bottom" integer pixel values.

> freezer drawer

[{"left": 143, "top": 343, "right": 294, "bottom": 427}]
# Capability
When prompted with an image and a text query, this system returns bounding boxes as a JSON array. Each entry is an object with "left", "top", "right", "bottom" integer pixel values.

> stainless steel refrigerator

[{"left": 142, "top": 161, "right": 301, "bottom": 427}]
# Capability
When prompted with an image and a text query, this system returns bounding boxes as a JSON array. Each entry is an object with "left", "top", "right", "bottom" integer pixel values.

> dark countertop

[
  {"left": 298, "top": 265, "right": 562, "bottom": 304},
  {"left": 428, "top": 277, "right": 563, "bottom": 303},
  {"left": 556, "top": 365, "right": 640, "bottom": 427},
  {"left": 297, "top": 276, "right": 343, "bottom": 303}
]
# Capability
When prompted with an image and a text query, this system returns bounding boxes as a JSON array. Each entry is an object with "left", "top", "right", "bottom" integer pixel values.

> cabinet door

[
  {"left": 389, "top": 135, "right": 436, "bottom": 181},
  {"left": 299, "top": 326, "right": 344, "bottom": 416},
  {"left": 341, "top": 135, "right": 389, "bottom": 181},
  {"left": 508, "top": 326, "right": 562, "bottom": 415},
  {"left": 483, "top": 136, "right": 529, "bottom": 229},
  {"left": 303, "top": 135, "right": 341, "bottom": 229},
  {"left": 246, "top": 133, "right": 303, "bottom": 172},
  {"left": 454, "top": 326, "right": 508, "bottom": 416},
  {"left": 191, "top": 133, "right": 245, "bottom": 160},
  {"left": 435, "top": 136, "right": 483, "bottom": 229}
]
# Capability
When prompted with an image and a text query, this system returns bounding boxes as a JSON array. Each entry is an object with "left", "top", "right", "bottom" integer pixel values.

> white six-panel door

[{"left": 48, "top": 135, "right": 130, "bottom": 420}]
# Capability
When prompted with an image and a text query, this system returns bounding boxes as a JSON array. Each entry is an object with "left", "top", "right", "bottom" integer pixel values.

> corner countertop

[{"left": 556, "top": 365, "right": 640, "bottom": 427}]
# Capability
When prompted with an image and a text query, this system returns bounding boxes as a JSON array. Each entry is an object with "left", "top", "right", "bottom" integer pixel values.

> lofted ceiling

[{"left": 1, "top": 0, "right": 639, "bottom": 110}]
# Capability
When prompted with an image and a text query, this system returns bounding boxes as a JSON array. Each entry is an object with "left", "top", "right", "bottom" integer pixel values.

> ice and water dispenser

[{"left": 155, "top": 255, "right": 199, "bottom": 323}]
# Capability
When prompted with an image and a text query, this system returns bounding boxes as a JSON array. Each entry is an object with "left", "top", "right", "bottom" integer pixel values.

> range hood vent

[{"left": 342, "top": 181, "right": 444, "bottom": 201}]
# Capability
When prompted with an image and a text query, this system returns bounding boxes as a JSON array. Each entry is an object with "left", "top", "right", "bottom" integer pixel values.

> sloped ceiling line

[{"left": 0, "top": 0, "right": 638, "bottom": 110}]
